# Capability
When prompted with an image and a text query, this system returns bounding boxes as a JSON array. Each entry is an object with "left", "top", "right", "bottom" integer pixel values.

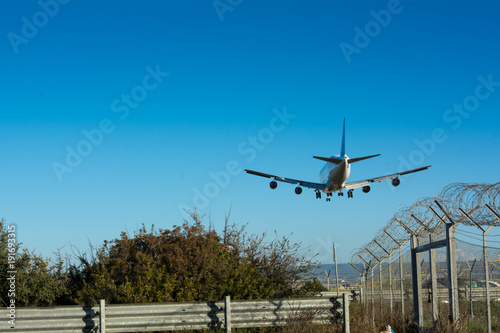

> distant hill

[{"left": 314, "top": 263, "right": 363, "bottom": 282}]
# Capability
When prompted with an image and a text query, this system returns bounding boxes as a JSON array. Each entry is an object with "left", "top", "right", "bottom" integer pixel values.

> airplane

[{"left": 244, "top": 119, "right": 431, "bottom": 202}]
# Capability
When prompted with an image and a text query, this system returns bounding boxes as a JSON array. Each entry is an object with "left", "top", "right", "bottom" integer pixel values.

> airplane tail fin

[
  {"left": 340, "top": 118, "right": 346, "bottom": 158},
  {"left": 313, "top": 119, "right": 380, "bottom": 164}
]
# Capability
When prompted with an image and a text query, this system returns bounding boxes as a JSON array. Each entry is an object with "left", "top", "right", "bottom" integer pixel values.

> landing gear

[
  {"left": 347, "top": 190, "right": 353, "bottom": 198},
  {"left": 315, "top": 190, "right": 322, "bottom": 199},
  {"left": 338, "top": 191, "right": 344, "bottom": 197},
  {"left": 326, "top": 192, "right": 332, "bottom": 202}
]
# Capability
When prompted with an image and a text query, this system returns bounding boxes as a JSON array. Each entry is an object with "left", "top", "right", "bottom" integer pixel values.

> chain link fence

[{"left": 350, "top": 182, "right": 500, "bottom": 331}]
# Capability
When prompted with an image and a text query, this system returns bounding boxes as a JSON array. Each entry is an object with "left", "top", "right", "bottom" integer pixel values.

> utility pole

[{"left": 334, "top": 243, "right": 340, "bottom": 297}]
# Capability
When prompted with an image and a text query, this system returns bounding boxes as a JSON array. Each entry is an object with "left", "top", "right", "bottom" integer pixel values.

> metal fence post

[
  {"left": 399, "top": 245, "right": 405, "bottom": 321},
  {"left": 365, "top": 270, "right": 369, "bottom": 305},
  {"left": 224, "top": 295, "right": 231, "bottom": 333},
  {"left": 410, "top": 233, "right": 423, "bottom": 327},
  {"left": 379, "top": 259, "right": 384, "bottom": 314},
  {"left": 362, "top": 270, "right": 368, "bottom": 305},
  {"left": 343, "top": 292, "right": 350, "bottom": 333},
  {"left": 360, "top": 285, "right": 363, "bottom": 304},
  {"left": 371, "top": 266, "right": 375, "bottom": 326},
  {"left": 412, "top": 213, "right": 439, "bottom": 328},
  {"left": 429, "top": 232, "right": 438, "bottom": 328},
  {"left": 395, "top": 218, "right": 423, "bottom": 327},
  {"left": 483, "top": 232, "right": 492, "bottom": 333},
  {"left": 388, "top": 254, "right": 393, "bottom": 315},
  {"left": 334, "top": 243, "right": 340, "bottom": 297},
  {"left": 430, "top": 202, "right": 468, "bottom": 326},
  {"left": 99, "top": 299, "right": 106, "bottom": 333},
  {"left": 445, "top": 217, "right": 459, "bottom": 323}
]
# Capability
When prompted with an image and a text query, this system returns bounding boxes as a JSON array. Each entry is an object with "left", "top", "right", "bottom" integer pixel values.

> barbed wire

[{"left": 350, "top": 182, "right": 500, "bottom": 269}]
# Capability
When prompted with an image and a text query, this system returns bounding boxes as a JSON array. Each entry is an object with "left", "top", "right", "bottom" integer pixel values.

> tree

[{"left": 301, "top": 277, "right": 328, "bottom": 294}]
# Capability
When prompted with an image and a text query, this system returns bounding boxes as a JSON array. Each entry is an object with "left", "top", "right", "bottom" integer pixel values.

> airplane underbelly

[{"left": 325, "top": 165, "right": 350, "bottom": 192}]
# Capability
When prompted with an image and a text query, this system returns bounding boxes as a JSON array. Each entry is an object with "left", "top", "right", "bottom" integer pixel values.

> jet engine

[
  {"left": 362, "top": 186, "right": 371, "bottom": 193},
  {"left": 392, "top": 178, "right": 401, "bottom": 187},
  {"left": 270, "top": 181, "right": 278, "bottom": 189},
  {"left": 295, "top": 186, "right": 302, "bottom": 195}
]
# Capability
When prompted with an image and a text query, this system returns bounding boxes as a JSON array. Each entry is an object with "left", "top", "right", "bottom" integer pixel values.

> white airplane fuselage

[{"left": 319, "top": 155, "right": 351, "bottom": 193}]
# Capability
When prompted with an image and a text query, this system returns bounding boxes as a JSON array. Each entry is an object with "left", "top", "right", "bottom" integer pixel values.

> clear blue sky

[{"left": 1, "top": 0, "right": 500, "bottom": 264}]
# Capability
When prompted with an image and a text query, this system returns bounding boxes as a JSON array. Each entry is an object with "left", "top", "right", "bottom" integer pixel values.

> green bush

[
  {"left": 301, "top": 277, "right": 328, "bottom": 294},
  {"left": 69, "top": 211, "right": 318, "bottom": 304},
  {"left": 0, "top": 219, "right": 69, "bottom": 306},
  {"left": 0, "top": 212, "right": 319, "bottom": 307}
]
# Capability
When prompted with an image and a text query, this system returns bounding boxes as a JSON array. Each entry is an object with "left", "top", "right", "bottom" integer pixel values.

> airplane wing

[
  {"left": 244, "top": 169, "right": 326, "bottom": 191},
  {"left": 344, "top": 165, "right": 431, "bottom": 190}
]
